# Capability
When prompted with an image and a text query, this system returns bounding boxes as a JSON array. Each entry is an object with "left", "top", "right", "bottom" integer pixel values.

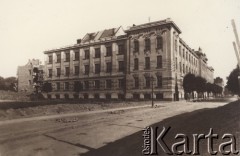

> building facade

[
  {"left": 43, "top": 18, "right": 214, "bottom": 100},
  {"left": 17, "top": 59, "right": 44, "bottom": 92}
]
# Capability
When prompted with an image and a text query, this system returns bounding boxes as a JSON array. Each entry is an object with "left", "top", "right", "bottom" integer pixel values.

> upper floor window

[
  {"left": 145, "top": 38, "right": 151, "bottom": 51},
  {"left": 106, "top": 62, "right": 112, "bottom": 73},
  {"left": 134, "top": 58, "right": 139, "bottom": 70},
  {"left": 85, "top": 50, "right": 90, "bottom": 59},
  {"left": 95, "top": 48, "right": 101, "bottom": 58},
  {"left": 65, "top": 52, "right": 70, "bottom": 62},
  {"left": 84, "top": 65, "right": 89, "bottom": 75},
  {"left": 56, "top": 68, "right": 61, "bottom": 77},
  {"left": 175, "top": 39, "right": 177, "bottom": 51},
  {"left": 64, "top": 82, "right": 69, "bottom": 90},
  {"left": 56, "top": 54, "right": 61, "bottom": 63},
  {"left": 183, "top": 64, "right": 185, "bottom": 74},
  {"left": 183, "top": 49, "right": 185, "bottom": 58},
  {"left": 134, "top": 40, "right": 139, "bottom": 52},
  {"left": 157, "top": 55, "right": 162, "bottom": 68},
  {"left": 74, "top": 66, "right": 79, "bottom": 75},
  {"left": 145, "top": 57, "right": 150, "bottom": 69},
  {"left": 94, "top": 80, "right": 100, "bottom": 89},
  {"left": 56, "top": 82, "right": 60, "bottom": 91},
  {"left": 157, "top": 76, "right": 163, "bottom": 88},
  {"left": 48, "top": 69, "right": 52, "bottom": 77},
  {"left": 156, "top": 36, "right": 163, "bottom": 49},
  {"left": 95, "top": 64, "right": 100, "bottom": 74},
  {"left": 65, "top": 67, "right": 70, "bottom": 76},
  {"left": 106, "top": 79, "right": 112, "bottom": 89},
  {"left": 134, "top": 77, "right": 139, "bottom": 88},
  {"left": 84, "top": 81, "right": 89, "bottom": 90},
  {"left": 179, "top": 62, "right": 182, "bottom": 73},
  {"left": 74, "top": 51, "right": 79, "bottom": 61},
  {"left": 145, "top": 76, "right": 151, "bottom": 88},
  {"left": 118, "top": 44, "right": 124, "bottom": 55},
  {"left": 106, "top": 46, "right": 112, "bottom": 56},
  {"left": 118, "top": 79, "right": 125, "bottom": 89},
  {"left": 48, "top": 55, "right": 53, "bottom": 64},
  {"left": 175, "top": 58, "right": 178, "bottom": 70},
  {"left": 118, "top": 61, "right": 124, "bottom": 72}
]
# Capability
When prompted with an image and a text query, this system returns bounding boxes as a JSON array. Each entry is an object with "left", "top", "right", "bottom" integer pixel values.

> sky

[{"left": 0, "top": 0, "right": 240, "bottom": 84}]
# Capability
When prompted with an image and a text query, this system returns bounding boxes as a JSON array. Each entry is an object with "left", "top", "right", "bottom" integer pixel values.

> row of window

[
  {"left": 178, "top": 45, "right": 198, "bottom": 66},
  {"left": 177, "top": 61, "right": 197, "bottom": 75},
  {"left": 134, "top": 56, "right": 162, "bottom": 70},
  {"left": 55, "top": 79, "right": 125, "bottom": 91},
  {"left": 133, "top": 36, "right": 163, "bottom": 52},
  {"left": 133, "top": 76, "right": 163, "bottom": 88},
  {"left": 48, "top": 45, "right": 125, "bottom": 64},
  {"left": 48, "top": 61, "right": 125, "bottom": 77}
]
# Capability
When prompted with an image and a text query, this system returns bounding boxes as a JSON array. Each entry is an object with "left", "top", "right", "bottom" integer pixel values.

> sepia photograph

[{"left": 0, "top": 0, "right": 240, "bottom": 155}]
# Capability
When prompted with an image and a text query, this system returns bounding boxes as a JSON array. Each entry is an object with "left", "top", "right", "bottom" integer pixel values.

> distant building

[
  {"left": 17, "top": 59, "right": 44, "bottom": 92},
  {"left": 43, "top": 18, "right": 214, "bottom": 100}
]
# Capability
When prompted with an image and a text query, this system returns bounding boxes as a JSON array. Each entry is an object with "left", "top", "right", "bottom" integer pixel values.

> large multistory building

[{"left": 43, "top": 18, "right": 214, "bottom": 100}]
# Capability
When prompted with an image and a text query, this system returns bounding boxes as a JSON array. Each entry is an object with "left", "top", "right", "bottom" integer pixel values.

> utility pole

[{"left": 151, "top": 76, "right": 154, "bottom": 108}]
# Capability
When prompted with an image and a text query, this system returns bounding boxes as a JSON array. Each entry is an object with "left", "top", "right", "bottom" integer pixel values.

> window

[
  {"left": 118, "top": 44, "right": 124, "bottom": 55},
  {"left": 48, "top": 69, "right": 52, "bottom": 78},
  {"left": 179, "top": 62, "right": 182, "bottom": 73},
  {"left": 186, "top": 66, "right": 188, "bottom": 73},
  {"left": 29, "top": 80, "right": 31, "bottom": 85},
  {"left": 183, "top": 49, "right": 185, "bottom": 58},
  {"left": 156, "top": 36, "right": 163, "bottom": 49},
  {"left": 65, "top": 52, "right": 70, "bottom": 62},
  {"left": 106, "top": 79, "right": 112, "bottom": 89},
  {"left": 84, "top": 65, "right": 89, "bottom": 75},
  {"left": 56, "top": 68, "right": 61, "bottom": 77},
  {"left": 175, "top": 39, "right": 177, "bottom": 51},
  {"left": 95, "top": 64, "right": 100, "bottom": 74},
  {"left": 183, "top": 64, "right": 185, "bottom": 74},
  {"left": 118, "top": 79, "right": 125, "bottom": 89},
  {"left": 84, "top": 81, "right": 89, "bottom": 90},
  {"left": 64, "top": 82, "right": 69, "bottom": 90},
  {"left": 29, "top": 70, "right": 31, "bottom": 75},
  {"left": 65, "top": 67, "right": 70, "bottom": 76},
  {"left": 48, "top": 55, "right": 53, "bottom": 64},
  {"left": 145, "top": 38, "right": 151, "bottom": 51},
  {"left": 94, "top": 94, "right": 99, "bottom": 99},
  {"left": 157, "top": 76, "right": 163, "bottom": 88},
  {"left": 56, "top": 54, "right": 61, "bottom": 63},
  {"left": 74, "top": 66, "right": 79, "bottom": 75},
  {"left": 106, "top": 46, "right": 112, "bottom": 56},
  {"left": 179, "top": 46, "right": 181, "bottom": 54},
  {"left": 134, "top": 40, "right": 139, "bottom": 52},
  {"left": 95, "top": 48, "right": 101, "bottom": 58},
  {"left": 56, "top": 82, "right": 60, "bottom": 91},
  {"left": 175, "top": 58, "right": 178, "bottom": 70},
  {"left": 145, "top": 57, "right": 150, "bottom": 69},
  {"left": 106, "top": 62, "right": 112, "bottom": 73},
  {"left": 145, "top": 76, "right": 151, "bottom": 88},
  {"left": 85, "top": 49, "right": 90, "bottom": 59},
  {"left": 118, "top": 61, "right": 124, "bottom": 72},
  {"left": 75, "top": 51, "right": 79, "bottom": 61},
  {"left": 186, "top": 52, "right": 188, "bottom": 60},
  {"left": 157, "top": 55, "right": 162, "bottom": 68},
  {"left": 134, "top": 58, "right": 139, "bottom": 70},
  {"left": 134, "top": 77, "right": 139, "bottom": 88},
  {"left": 74, "top": 81, "right": 83, "bottom": 92},
  {"left": 95, "top": 80, "right": 100, "bottom": 89}
]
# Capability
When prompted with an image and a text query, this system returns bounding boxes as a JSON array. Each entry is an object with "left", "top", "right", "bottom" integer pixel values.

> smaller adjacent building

[{"left": 17, "top": 59, "right": 44, "bottom": 92}]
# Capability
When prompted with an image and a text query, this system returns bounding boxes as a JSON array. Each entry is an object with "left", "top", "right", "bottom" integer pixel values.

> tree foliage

[
  {"left": 0, "top": 76, "right": 17, "bottom": 91},
  {"left": 226, "top": 66, "right": 239, "bottom": 94}
]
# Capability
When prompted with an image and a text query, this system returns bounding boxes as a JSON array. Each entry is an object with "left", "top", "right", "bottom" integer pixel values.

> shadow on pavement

[{"left": 81, "top": 100, "right": 240, "bottom": 156}]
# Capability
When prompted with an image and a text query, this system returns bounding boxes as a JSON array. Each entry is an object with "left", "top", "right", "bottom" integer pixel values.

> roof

[{"left": 125, "top": 18, "right": 181, "bottom": 34}]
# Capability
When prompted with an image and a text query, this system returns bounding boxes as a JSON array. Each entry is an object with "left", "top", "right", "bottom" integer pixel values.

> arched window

[{"left": 156, "top": 36, "right": 163, "bottom": 49}]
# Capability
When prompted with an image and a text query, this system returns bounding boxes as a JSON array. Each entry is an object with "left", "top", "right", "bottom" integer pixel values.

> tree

[
  {"left": 226, "top": 66, "right": 240, "bottom": 95},
  {"left": 195, "top": 76, "right": 207, "bottom": 99},
  {"left": 183, "top": 73, "right": 196, "bottom": 99},
  {"left": 4, "top": 77, "right": 17, "bottom": 91},
  {"left": 42, "top": 82, "right": 52, "bottom": 93}
]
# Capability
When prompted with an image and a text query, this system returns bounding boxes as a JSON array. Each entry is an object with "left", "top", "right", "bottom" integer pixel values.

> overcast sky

[{"left": 0, "top": 0, "right": 240, "bottom": 84}]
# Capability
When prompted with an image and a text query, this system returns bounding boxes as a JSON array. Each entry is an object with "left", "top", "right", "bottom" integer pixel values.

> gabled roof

[{"left": 81, "top": 26, "right": 125, "bottom": 43}]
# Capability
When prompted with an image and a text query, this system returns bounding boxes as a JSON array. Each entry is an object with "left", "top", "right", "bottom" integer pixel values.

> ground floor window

[
  {"left": 106, "top": 94, "right": 111, "bottom": 99},
  {"left": 74, "top": 94, "right": 79, "bottom": 99},
  {"left": 94, "top": 94, "right": 99, "bottom": 99},
  {"left": 84, "top": 93, "right": 88, "bottom": 99},
  {"left": 47, "top": 94, "right": 51, "bottom": 99},
  {"left": 144, "top": 94, "right": 151, "bottom": 99},
  {"left": 118, "top": 94, "right": 124, "bottom": 100},
  {"left": 64, "top": 94, "right": 69, "bottom": 99},
  {"left": 55, "top": 94, "right": 60, "bottom": 99},
  {"left": 156, "top": 93, "right": 163, "bottom": 99},
  {"left": 133, "top": 93, "right": 140, "bottom": 99}
]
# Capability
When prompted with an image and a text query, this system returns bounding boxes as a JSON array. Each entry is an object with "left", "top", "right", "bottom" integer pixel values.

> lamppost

[{"left": 151, "top": 76, "right": 154, "bottom": 108}]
